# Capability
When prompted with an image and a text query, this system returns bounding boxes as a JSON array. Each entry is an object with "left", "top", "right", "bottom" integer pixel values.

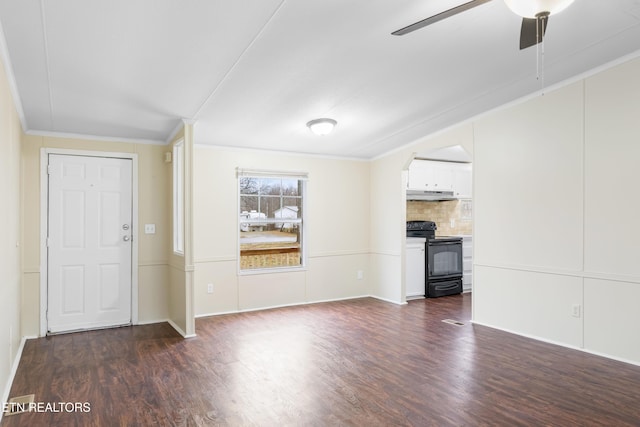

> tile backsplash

[{"left": 407, "top": 200, "right": 473, "bottom": 236}]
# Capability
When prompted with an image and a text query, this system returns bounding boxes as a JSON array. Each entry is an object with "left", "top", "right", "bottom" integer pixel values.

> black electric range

[{"left": 406, "top": 221, "right": 463, "bottom": 297}]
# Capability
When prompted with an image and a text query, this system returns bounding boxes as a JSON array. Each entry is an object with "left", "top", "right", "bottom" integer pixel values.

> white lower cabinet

[
  {"left": 462, "top": 235, "right": 473, "bottom": 292},
  {"left": 406, "top": 238, "right": 426, "bottom": 298}
]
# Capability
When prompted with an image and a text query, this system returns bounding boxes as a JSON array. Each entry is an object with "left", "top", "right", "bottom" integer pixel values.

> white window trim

[
  {"left": 237, "top": 168, "right": 308, "bottom": 274},
  {"left": 173, "top": 139, "right": 184, "bottom": 255},
  {"left": 236, "top": 168, "right": 309, "bottom": 180}
]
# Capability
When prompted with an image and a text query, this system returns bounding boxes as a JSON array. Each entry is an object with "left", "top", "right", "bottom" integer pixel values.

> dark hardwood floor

[{"left": 4, "top": 294, "right": 640, "bottom": 426}]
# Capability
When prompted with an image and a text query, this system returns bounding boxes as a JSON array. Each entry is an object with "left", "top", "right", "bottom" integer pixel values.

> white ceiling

[{"left": 1, "top": 0, "right": 640, "bottom": 159}]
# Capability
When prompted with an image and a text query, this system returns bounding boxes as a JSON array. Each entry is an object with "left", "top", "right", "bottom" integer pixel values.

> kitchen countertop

[{"left": 406, "top": 237, "right": 427, "bottom": 243}]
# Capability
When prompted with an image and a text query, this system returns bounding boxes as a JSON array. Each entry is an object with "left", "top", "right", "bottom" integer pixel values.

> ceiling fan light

[
  {"left": 306, "top": 118, "right": 337, "bottom": 136},
  {"left": 503, "top": 0, "right": 575, "bottom": 18}
]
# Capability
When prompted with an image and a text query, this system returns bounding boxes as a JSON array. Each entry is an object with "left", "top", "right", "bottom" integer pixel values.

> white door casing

[{"left": 46, "top": 153, "right": 134, "bottom": 333}]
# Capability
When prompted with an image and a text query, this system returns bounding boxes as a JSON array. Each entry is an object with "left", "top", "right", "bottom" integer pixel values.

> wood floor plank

[{"left": 3, "top": 294, "right": 640, "bottom": 426}]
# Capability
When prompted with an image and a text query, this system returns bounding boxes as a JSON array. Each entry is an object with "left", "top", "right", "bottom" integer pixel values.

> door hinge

[
  {"left": 46, "top": 237, "right": 51, "bottom": 247},
  {"left": 47, "top": 165, "right": 52, "bottom": 175}
]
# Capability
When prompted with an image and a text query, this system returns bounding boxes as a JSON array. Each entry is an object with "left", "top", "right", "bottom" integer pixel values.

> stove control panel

[{"left": 406, "top": 221, "right": 437, "bottom": 231}]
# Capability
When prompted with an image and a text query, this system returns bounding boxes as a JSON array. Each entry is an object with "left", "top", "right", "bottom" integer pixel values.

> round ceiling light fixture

[
  {"left": 503, "top": 0, "right": 575, "bottom": 18},
  {"left": 306, "top": 118, "right": 337, "bottom": 136}
]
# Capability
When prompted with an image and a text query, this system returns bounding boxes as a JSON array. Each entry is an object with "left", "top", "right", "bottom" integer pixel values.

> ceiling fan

[{"left": 392, "top": 0, "right": 576, "bottom": 50}]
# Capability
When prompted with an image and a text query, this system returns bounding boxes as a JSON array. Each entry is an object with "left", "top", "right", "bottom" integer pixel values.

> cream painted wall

[
  {"left": 193, "top": 146, "right": 370, "bottom": 316},
  {"left": 20, "top": 134, "right": 171, "bottom": 337},
  {"left": 473, "top": 57, "right": 640, "bottom": 364},
  {"left": 136, "top": 143, "right": 171, "bottom": 323},
  {"left": 0, "top": 53, "right": 23, "bottom": 405}
]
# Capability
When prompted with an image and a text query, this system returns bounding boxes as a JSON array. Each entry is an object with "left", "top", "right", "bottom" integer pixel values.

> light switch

[{"left": 144, "top": 224, "right": 156, "bottom": 234}]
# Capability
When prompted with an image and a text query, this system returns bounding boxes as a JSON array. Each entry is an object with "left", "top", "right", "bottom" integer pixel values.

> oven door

[{"left": 427, "top": 240, "right": 463, "bottom": 280}]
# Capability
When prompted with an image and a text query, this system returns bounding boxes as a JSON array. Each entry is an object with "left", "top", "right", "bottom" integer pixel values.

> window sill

[{"left": 238, "top": 265, "right": 307, "bottom": 276}]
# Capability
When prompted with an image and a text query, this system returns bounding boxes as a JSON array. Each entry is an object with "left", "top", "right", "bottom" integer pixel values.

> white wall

[
  {"left": 582, "top": 57, "right": 640, "bottom": 361},
  {"left": 473, "top": 57, "right": 640, "bottom": 364},
  {"left": 369, "top": 149, "right": 407, "bottom": 303},
  {"left": 474, "top": 82, "right": 584, "bottom": 272},
  {"left": 473, "top": 81, "right": 585, "bottom": 346},
  {"left": 193, "top": 146, "right": 370, "bottom": 315},
  {"left": 0, "top": 50, "right": 22, "bottom": 407}
]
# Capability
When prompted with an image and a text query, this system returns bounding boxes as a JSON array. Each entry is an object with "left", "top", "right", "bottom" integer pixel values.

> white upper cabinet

[
  {"left": 408, "top": 160, "right": 472, "bottom": 198},
  {"left": 453, "top": 163, "right": 472, "bottom": 199},
  {"left": 407, "top": 161, "right": 433, "bottom": 190},
  {"left": 408, "top": 160, "right": 453, "bottom": 191}
]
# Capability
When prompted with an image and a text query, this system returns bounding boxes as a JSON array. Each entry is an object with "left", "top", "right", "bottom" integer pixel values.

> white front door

[{"left": 47, "top": 154, "right": 133, "bottom": 333}]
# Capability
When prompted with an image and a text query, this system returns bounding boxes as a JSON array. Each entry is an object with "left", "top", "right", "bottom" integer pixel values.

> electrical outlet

[
  {"left": 207, "top": 283, "right": 213, "bottom": 294},
  {"left": 571, "top": 304, "right": 581, "bottom": 318},
  {"left": 450, "top": 218, "right": 456, "bottom": 228},
  {"left": 357, "top": 270, "right": 363, "bottom": 280},
  {"left": 144, "top": 224, "right": 156, "bottom": 234}
]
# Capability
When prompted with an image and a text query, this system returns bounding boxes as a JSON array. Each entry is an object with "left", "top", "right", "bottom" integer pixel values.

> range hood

[{"left": 406, "top": 189, "right": 456, "bottom": 201}]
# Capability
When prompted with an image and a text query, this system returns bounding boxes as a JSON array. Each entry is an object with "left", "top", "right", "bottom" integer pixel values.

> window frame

[
  {"left": 237, "top": 168, "right": 308, "bottom": 274},
  {"left": 172, "top": 139, "right": 184, "bottom": 255}
]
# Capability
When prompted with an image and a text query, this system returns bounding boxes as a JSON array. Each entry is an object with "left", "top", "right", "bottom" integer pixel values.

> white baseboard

[
  {"left": 167, "top": 319, "right": 196, "bottom": 338},
  {"left": 369, "top": 295, "right": 406, "bottom": 305},
  {"left": 136, "top": 318, "right": 169, "bottom": 326},
  {"left": 1, "top": 336, "right": 35, "bottom": 423},
  {"left": 471, "top": 320, "right": 640, "bottom": 368},
  {"left": 195, "top": 294, "right": 373, "bottom": 319}
]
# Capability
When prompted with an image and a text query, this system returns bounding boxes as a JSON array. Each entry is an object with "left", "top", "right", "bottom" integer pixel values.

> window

[
  {"left": 172, "top": 140, "right": 184, "bottom": 254},
  {"left": 237, "top": 169, "right": 306, "bottom": 271}
]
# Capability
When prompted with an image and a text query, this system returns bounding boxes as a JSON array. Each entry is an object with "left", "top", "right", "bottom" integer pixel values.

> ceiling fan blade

[
  {"left": 519, "top": 15, "right": 548, "bottom": 50},
  {"left": 392, "top": 0, "right": 493, "bottom": 36}
]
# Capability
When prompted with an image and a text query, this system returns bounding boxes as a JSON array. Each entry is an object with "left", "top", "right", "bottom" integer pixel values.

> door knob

[{"left": 123, "top": 235, "right": 130, "bottom": 241}]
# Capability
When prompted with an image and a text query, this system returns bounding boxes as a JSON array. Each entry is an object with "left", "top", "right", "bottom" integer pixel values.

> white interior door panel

[{"left": 47, "top": 154, "right": 132, "bottom": 333}]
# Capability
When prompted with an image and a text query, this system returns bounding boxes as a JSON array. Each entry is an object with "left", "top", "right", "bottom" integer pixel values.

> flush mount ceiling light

[
  {"left": 503, "top": 0, "right": 575, "bottom": 18},
  {"left": 306, "top": 118, "right": 337, "bottom": 136}
]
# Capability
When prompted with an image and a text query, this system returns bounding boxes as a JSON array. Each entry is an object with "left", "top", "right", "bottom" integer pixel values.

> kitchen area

[{"left": 405, "top": 147, "right": 473, "bottom": 300}]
